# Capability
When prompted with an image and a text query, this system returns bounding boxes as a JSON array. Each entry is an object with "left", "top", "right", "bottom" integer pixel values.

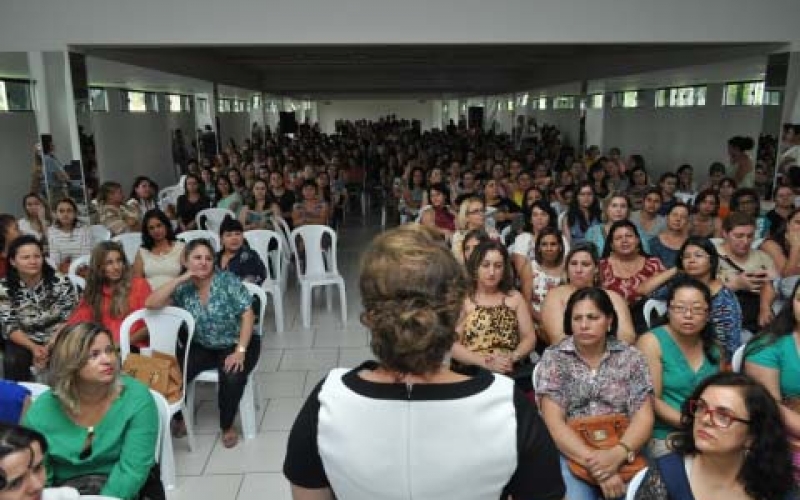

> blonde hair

[
  {"left": 48, "top": 322, "right": 120, "bottom": 414},
  {"left": 456, "top": 196, "right": 483, "bottom": 231}
]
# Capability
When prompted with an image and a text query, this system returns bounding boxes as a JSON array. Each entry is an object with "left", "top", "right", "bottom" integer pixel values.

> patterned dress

[
  {"left": 459, "top": 301, "right": 519, "bottom": 356},
  {"left": 599, "top": 256, "right": 666, "bottom": 305}
]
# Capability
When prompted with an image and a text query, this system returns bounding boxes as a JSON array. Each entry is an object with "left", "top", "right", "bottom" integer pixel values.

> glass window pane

[
  {"left": 538, "top": 97, "right": 547, "bottom": 109},
  {"left": 695, "top": 86, "right": 707, "bottom": 106},
  {"left": 623, "top": 91, "right": 638, "bottom": 108},
  {"left": 0, "top": 81, "right": 7, "bottom": 111},
  {"left": 723, "top": 84, "right": 739, "bottom": 106},
  {"left": 4, "top": 81, "right": 32, "bottom": 111},
  {"left": 127, "top": 91, "right": 147, "bottom": 112},
  {"left": 89, "top": 88, "right": 107, "bottom": 111}
]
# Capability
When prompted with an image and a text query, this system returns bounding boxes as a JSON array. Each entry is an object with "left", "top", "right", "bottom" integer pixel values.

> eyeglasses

[
  {"left": 688, "top": 399, "right": 750, "bottom": 428},
  {"left": 669, "top": 305, "right": 708, "bottom": 316}
]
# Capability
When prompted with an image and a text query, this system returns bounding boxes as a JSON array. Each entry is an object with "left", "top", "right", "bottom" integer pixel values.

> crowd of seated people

[{"left": 1, "top": 117, "right": 800, "bottom": 498}]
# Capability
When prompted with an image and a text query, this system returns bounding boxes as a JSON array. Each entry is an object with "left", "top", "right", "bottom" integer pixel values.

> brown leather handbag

[
  {"left": 122, "top": 351, "right": 183, "bottom": 403},
  {"left": 567, "top": 413, "right": 647, "bottom": 484}
]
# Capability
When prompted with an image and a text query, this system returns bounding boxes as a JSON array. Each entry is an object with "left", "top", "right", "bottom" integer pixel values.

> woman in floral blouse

[
  {"left": 0, "top": 235, "right": 78, "bottom": 381},
  {"left": 536, "top": 287, "right": 654, "bottom": 500},
  {"left": 146, "top": 238, "right": 258, "bottom": 449}
]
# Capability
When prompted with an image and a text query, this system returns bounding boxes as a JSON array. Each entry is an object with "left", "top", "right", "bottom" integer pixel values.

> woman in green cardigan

[{"left": 23, "top": 322, "right": 158, "bottom": 499}]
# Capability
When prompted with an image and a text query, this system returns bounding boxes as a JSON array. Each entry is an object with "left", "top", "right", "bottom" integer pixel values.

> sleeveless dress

[
  {"left": 460, "top": 302, "right": 520, "bottom": 356},
  {"left": 139, "top": 241, "right": 185, "bottom": 289}
]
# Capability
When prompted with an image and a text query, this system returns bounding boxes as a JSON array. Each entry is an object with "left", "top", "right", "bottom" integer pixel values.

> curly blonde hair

[{"left": 360, "top": 225, "right": 467, "bottom": 375}]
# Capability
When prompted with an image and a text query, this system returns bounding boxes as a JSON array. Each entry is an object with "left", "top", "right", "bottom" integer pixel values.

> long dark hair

[
  {"left": 534, "top": 227, "right": 565, "bottom": 266},
  {"left": 140, "top": 209, "right": 177, "bottom": 250},
  {"left": 5, "top": 235, "right": 57, "bottom": 297},
  {"left": 0, "top": 423, "right": 48, "bottom": 490},
  {"left": 663, "top": 275, "right": 721, "bottom": 363},
  {"left": 522, "top": 200, "right": 557, "bottom": 234},
  {"left": 567, "top": 181, "right": 601, "bottom": 232},
  {"left": 669, "top": 372, "right": 795, "bottom": 500}
]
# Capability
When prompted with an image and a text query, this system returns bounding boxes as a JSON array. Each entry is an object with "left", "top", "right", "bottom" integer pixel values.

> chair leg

[
  {"left": 301, "top": 284, "right": 312, "bottom": 329},
  {"left": 339, "top": 281, "right": 348, "bottom": 325},
  {"left": 326, "top": 284, "right": 333, "bottom": 312},
  {"left": 274, "top": 291, "right": 284, "bottom": 333},
  {"left": 183, "top": 383, "right": 197, "bottom": 452},
  {"left": 240, "top": 376, "right": 257, "bottom": 440},
  {"left": 161, "top": 423, "right": 177, "bottom": 490}
]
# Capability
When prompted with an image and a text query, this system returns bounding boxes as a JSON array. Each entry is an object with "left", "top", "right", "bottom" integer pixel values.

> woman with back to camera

[
  {"left": 23, "top": 322, "right": 159, "bottom": 499},
  {"left": 536, "top": 287, "right": 654, "bottom": 500},
  {"left": 729, "top": 136, "right": 756, "bottom": 189},
  {"left": 630, "top": 372, "right": 796, "bottom": 500},
  {"left": 175, "top": 173, "right": 211, "bottom": 232},
  {"left": 638, "top": 237, "right": 743, "bottom": 359},
  {"left": 541, "top": 243, "right": 636, "bottom": 346},
  {"left": 0, "top": 423, "right": 48, "bottom": 500},
  {"left": 636, "top": 277, "right": 722, "bottom": 458},
  {"left": 68, "top": 241, "right": 152, "bottom": 348},
  {"left": 451, "top": 240, "right": 536, "bottom": 388},
  {"left": 0, "top": 235, "right": 78, "bottom": 381},
  {"left": 744, "top": 277, "right": 800, "bottom": 484},
  {"left": 562, "top": 181, "right": 602, "bottom": 246},
  {"left": 146, "top": 239, "right": 258, "bottom": 448},
  {"left": 132, "top": 209, "right": 185, "bottom": 289},
  {"left": 283, "top": 224, "right": 566, "bottom": 500},
  {"left": 47, "top": 198, "right": 92, "bottom": 274}
]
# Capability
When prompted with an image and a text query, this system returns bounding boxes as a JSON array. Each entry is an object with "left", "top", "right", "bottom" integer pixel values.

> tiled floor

[{"left": 167, "top": 215, "right": 381, "bottom": 500}]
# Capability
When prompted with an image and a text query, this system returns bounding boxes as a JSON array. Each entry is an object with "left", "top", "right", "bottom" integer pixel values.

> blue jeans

[{"left": 559, "top": 455, "right": 624, "bottom": 500}]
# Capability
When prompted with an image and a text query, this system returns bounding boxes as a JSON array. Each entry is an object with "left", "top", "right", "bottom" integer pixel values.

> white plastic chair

[
  {"left": 112, "top": 233, "right": 143, "bottom": 265},
  {"left": 176, "top": 229, "right": 220, "bottom": 253},
  {"left": 185, "top": 282, "right": 265, "bottom": 440},
  {"left": 643, "top": 299, "right": 667, "bottom": 329},
  {"left": 244, "top": 229, "right": 285, "bottom": 333},
  {"left": 196, "top": 208, "right": 235, "bottom": 234},
  {"left": 88, "top": 224, "right": 111, "bottom": 245},
  {"left": 158, "top": 186, "right": 182, "bottom": 212},
  {"left": 67, "top": 255, "right": 90, "bottom": 290},
  {"left": 731, "top": 344, "right": 746, "bottom": 372},
  {"left": 752, "top": 237, "right": 765, "bottom": 249},
  {"left": 270, "top": 216, "right": 293, "bottom": 292},
  {"left": 149, "top": 389, "right": 177, "bottom": 491},
  {"left": 18, "top": 381, "right": 50, "bottom": 399},
  {"left": 290, "top": 225, "right": 347, "bottom": 329},
  {"left": 625, "top": 467, "right": 648, "bottom": 500},
  {"left": 119, "top": 307, "right": 196, "bottom": 452}
]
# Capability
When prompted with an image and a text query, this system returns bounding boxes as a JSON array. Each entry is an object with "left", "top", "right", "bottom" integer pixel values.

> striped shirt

[{"left": 47, "top": 224, "right": 92, "bottom": 267}]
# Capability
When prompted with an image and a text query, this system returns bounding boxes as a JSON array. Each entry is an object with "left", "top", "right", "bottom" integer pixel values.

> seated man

[{"left": 714, "top": 211, "right": 777, "bottom": 338}]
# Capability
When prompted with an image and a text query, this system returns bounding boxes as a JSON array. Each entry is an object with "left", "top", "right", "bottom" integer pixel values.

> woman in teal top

[
  {"left": 23, "top": 322, "right": 158, "bottom": 499},
  {"left": 637, "top": 276, "right": 721, "bottom": 458},
  {"left": 744, "top": 278, "right": 800, "bottom": 478},
  {"left": 215, "top": 175, "right": 243, "bottom": 216},
  {"left": 146, "top": 238, "right": 258, "bottom": 449}
]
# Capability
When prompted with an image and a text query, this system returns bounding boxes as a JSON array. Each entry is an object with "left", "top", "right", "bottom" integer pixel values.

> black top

[{"left": 176, "top": 194, "right": 211, "bottom": 226}]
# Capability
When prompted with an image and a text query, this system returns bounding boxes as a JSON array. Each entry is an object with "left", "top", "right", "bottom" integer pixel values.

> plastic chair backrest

[
  {"left": 148, "top": 389, "right": 170, "bottom": 461},
  {"left": 112, "top": 233, "right": 143, "bottom": 265},
  {"left": 119, "top": 307, "right": 196, "bottom": 376},
  {"left": 244, "top": 229, "right": 282, "bottom": 282},
  {"left": 270, "top": 216, "right": 293, "bottom": 261},
  {"left": 18, "top": 381, "right": 50, "bottom": 400},
  {"left": 643, "top": 299, "right": 668, "bottom": 329},
  {"left": 196, "top": 208, "right": 235, "bottom": 233},
  {"left": 176, "top": 230, "right": 220, "bottom": 253},
  {"left": 68, "top": 255, "right": 91, "bottom": 276},
  {"left": 89, "top": 225, "right": 111, "bottom": 245},
  {"left": 243, "top": 282, "right": 267, "bottom": 337},
  {"left": 731, "top": 344, "right": 746, "bottom": 372},
  {"left": 290, "top": 225, "right": 338, "bottom": 279}
]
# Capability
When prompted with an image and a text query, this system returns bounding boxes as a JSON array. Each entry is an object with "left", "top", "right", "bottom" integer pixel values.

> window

[
  {"left": 588, "top": 94, "right": 604, "bottom": 109},
  {"left": 166, "top": 94, "right": 183, "bottom": 112},
  {"left": 533, "top": 97, "right": 547, "bottom": 110},
  {"left": 507, "top": 99, "right": 514, "bottom": 111},
  {"left": 120, "top": 90, "right": 158, "bottom": 112},
  {"left": 764, "top": 90, "right": 781, "bottom": 106},
  {"left": 217, "top": 98, "right": 232, "bottom": 113},
  {"left": 518, "top": 93, "right": 529, "bottom": 107},
  {"left": 0, "top": 80, "right": 33, "bottom": 111},
  {"left": 552, "top": 96, "right": 575, "bottom": 110},
  {"left": 655, "top": 86, "right": 707, "bottom": 108},
  {"left": 251, "top": 94, "right": 261, "bottom": 110},
  {"left": 723, "top": 81, "right": 766, "bottom": 106},
  {"left": 196, "top": 96, "right": 208, "bottom": 113},
  {"left": 89, "top": 88, "right": 108, "bottom": 111},
  {"left": 611, "top": 91, "right": 639, "bottom": 108}
]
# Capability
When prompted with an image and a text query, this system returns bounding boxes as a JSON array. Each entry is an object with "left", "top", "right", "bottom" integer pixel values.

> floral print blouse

[{"left": 0, "top": 274, "right": 78, "bottom": 344}]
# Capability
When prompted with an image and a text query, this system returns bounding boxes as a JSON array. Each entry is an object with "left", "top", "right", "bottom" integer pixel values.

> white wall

[
  {"left": 530, "top": 107, "right": 582, "bottom": 148},
  {"left": 0, "top": 113, "right": 39, "bottom": 214},
  {"left": 217, "top": 112, "right": 251, "bottom": 147},
  {"left": 601, "top": 85, "right": 762, "bottom": 182},
  {"left": 316, "top": 99, "right": 436, "bottom": 133},
  {"left": 92, "top": 91, "right": 193, "bottom": 191}
]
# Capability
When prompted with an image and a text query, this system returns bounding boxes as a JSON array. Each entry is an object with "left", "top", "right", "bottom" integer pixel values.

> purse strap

[{"left": 655, "top": 453, "right": 695, "bottom": 500}]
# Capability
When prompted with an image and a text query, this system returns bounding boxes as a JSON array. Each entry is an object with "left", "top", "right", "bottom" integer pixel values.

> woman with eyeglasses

[
  {"left": 629, "top": 372, "right": 796, "bottom": 500},
  {"left": 23, "top": 322, "right": 159, "bottom": 499},
  {"left": 451, "top": 196, "right": 500, "bottom": 265},
  {"left": 744, "top": 278, "right": 800, "bottom": 484},
  {"left": 0, "top": 423, "right": 47, "bottom": 500},
  {"left": 636, "top": 277, "right": 722, "bottom": 458},
  {"left": 638, "top": 237, "right": 743, "bottom": 359}
]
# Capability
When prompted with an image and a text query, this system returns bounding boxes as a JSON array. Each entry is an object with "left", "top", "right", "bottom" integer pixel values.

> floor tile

[
  {"left": 237, "top": 473, "right": 292, "bottom": 500},
  {"left": 260, "top": 398, "right": 305, "bottom": 431},
  {"left": 313, "top": 328, "right": 368, "bottom": 348},
  {"left": 205, "top": 431, "right": 289, "bottom": 474},
  {"left": 337, "top": 347, "right": 374, "bottom": 368},
  {"left": 255, "top": 349, "right": 283, "bottom": 372},
  {"left": 278, "top": 348, "right": 339, "bottom": 371},
  {"left": 172, "top": 433, "right": 217, "bottom": 476},
  {"left": 255, "top": 371, "right": 308, "bottom": 398},
  {"left": 167, "top": 474, "right": 242, "bottom": 500}
]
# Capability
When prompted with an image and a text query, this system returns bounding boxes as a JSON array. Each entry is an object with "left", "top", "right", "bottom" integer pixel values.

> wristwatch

[
  {"left": 236, "top": 344, "right": 247, "bottom": 354},
  {"left": 617, "top": 441, "right": 636, "bottom": 464}
]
